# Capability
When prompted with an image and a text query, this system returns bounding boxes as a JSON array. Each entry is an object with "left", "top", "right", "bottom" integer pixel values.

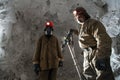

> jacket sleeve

[
  {"left": 92, "top": 21, "right": 112, "bottom": 59},
  {"left": 56, "top": 39, "right": 64, "bottom": 61},
  {"left": 32, "top": 37, "right": 42, "bottom": 64}
]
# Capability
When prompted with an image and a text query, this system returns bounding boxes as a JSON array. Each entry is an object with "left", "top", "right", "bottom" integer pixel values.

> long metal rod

[
  {"left": 67, "top": 44, "right": 87, "bottom": 80},
  {"left": 61, "top": 30, "right": 87, "bottom": 80},
  {"left": 67, "top": 44, "right": 82, "bottom": 80}
]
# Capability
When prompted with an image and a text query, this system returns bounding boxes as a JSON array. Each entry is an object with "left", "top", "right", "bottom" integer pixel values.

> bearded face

[{"left": 73, "top": 10, "right": 85, "bottom": 24}]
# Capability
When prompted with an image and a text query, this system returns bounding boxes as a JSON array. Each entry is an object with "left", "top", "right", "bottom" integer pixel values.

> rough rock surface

[{"left": 0, "top": 0, "right": 120, "bottom": 80}]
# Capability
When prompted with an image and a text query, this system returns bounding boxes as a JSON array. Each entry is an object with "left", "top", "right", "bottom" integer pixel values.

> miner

[
  {"left": 70, "top": 7, "right": 115, "bottom": 80},
  {"left": 32, "top": 21, "right": 63, "bottom": 80}
]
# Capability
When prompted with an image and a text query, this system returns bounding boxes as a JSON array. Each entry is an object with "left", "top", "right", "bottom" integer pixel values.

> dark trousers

[{"left": 39, "top": 69, "right": 57, "bottom": 80}]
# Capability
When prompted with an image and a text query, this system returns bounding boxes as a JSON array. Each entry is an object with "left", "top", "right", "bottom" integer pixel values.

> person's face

[
  {"left": 73, "top": 11, "right": 85, "bottom": 24},
  {"left": 44, "top": 27, "right": 53, "bottom": 36}
]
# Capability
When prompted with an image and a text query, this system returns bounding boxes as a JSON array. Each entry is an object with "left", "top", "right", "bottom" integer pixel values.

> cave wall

[{"left": 0, "top": 0, "right": 120, "bottom": 80}]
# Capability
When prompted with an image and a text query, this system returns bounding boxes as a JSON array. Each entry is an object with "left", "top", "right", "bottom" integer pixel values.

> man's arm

[
  {"left": 56, "top": 38, "right": 64, "bottom": 67},
  {"left": 32, "top": 37, "right": 41, "bottom": 64},
  {"left": 92, "top": 21, "right": 112, "bottom": 59},
  {"left": 32, "top": 37, "right": 42, "bottom": 75},
  {"left": 56, "top": 39, "right": 63, "bottom": 61}
]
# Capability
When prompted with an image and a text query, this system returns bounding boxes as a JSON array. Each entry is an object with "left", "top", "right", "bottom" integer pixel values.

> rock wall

[{"left": 0, "top": 0, "right": 120, "bottom": 80}]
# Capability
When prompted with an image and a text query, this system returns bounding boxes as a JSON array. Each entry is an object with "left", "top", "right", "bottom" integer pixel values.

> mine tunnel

[{"left": 0, "top": 0, "right": 120, "bottom": 80}]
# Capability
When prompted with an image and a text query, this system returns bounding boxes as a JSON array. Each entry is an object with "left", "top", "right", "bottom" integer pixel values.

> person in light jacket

[{"left": 70, "top": 7, "right": 115, "bottom": 80}]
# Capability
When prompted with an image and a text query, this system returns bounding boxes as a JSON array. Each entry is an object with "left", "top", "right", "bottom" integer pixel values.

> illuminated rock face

[{"left": 0, "top": 0, "right": 120, "bottom": 80}]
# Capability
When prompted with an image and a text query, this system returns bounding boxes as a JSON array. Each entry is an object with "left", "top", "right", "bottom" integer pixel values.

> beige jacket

[{"left": 73, "top": 19, "right": 112, "bottom": 59}]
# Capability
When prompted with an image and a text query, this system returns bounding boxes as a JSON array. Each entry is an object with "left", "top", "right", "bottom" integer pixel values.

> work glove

[
  {"left": 70, "top": 29, "right": 74, "bottom": 33},
  {"left": 58, "top": 60, "right": 63, "bottom": 67},
  {"left": 33, "top": 64, "right": 40, "bottom": 75},
  {"left": 95, "top": 59, "right": 107, "bottom": 71}
]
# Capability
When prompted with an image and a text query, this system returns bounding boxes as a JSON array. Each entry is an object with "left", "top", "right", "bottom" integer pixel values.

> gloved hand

[
  {"left": 33, "top": 64, "right": 40, "bottom": 75},
  {"left": 58, "top": 60, "right": 63, "bottom": 67},
  {"left": 95, "top": 59, "right": 107, "bottom": 71},
  {"left": 70, "top": 29, "right": 74, "bottom": 33}
]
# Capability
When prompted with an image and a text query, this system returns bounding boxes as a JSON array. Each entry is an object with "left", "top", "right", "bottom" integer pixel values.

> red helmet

[{"left": 45, "top": 21, "right": 54, "bottom": 28}]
